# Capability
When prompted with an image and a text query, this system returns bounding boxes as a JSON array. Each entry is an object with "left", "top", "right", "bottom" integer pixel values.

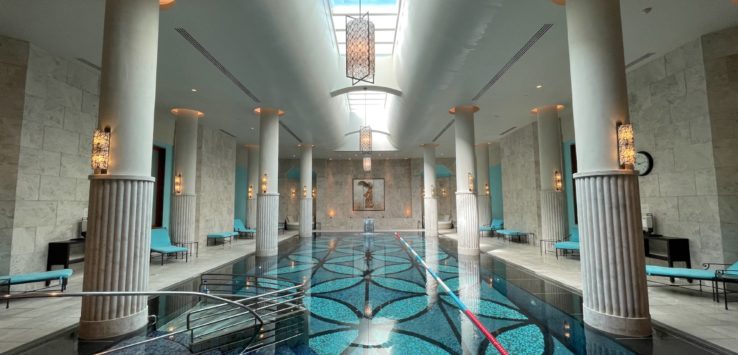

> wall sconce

[
  {"left": 261, "top": 173, "right": 268, "bottom": 194},
  {"left": 328, "top": 209, "right": 335, "bottom": 219},
  {"left": 404, "top": 207, "right": 412, "bottom": 218},
  {"left": 363, "top": 156, "right": 371, "bottom": 172},
  {"left": 312, "top": 186, "right": 317, "bottom": 199},
  {"left": 467, "top": 173, "right": 474, "bottom": 192},
  {"left": 248, "top": 184, "right": 254, "bottom": 200},
  {"left": 484, "top": 183, "right": 490, "bottom": 196},
  {"left": 441, "top": 187, "right": 447, "bottom": 197},
  {"left": 290, "top": 187, "right": 296, "bottom": 199},
  {"left": 302, "top": 185, "right": 307, "bottom": 198},
  {"left": 91, "top": 127, "right": 111, "bottom": 174},
  {"left": 617, "top": 123, "right": 635, "bottom": 168},
  {"left": 553, "top": 170, "right": 563, "bottom": 192},
  {"left": 174, "top": 173, "right": 183, "bottom": 195},
  {"left": 431, "top": 184, "right": 436, "bottom": 197}
]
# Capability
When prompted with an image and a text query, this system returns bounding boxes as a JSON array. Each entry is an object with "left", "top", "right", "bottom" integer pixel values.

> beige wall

[
  {"left": 0, "top": 37, "right": 100, "bottom": 276},
  {"left": 500, "top": 123, "right": 542, "bottom": 239},
  {"left": 194, "top": 125, "right": 236, "bottom": 245}
]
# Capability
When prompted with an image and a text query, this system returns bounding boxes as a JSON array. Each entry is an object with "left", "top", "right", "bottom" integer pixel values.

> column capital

[
  {"left": 449, "top": 105, "right": 480, "bottom": 115},
  {"left": 530, "top": 104, "right": 565, "bottom": 115},
  {"left": 253, "top": 107, "right": 285, "bottom": 117},
  {"left": 243, "top": 144, "right": 259, "bottom": 149},
  {"left": 170, "top": 108, "right": 205, "bottom": 119},
  {"left": 298, "top": 143, "right": 315, "bottom": 149}
]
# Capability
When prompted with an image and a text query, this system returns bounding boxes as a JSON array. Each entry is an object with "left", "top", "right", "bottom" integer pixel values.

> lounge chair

[
  {"left": 646, "top": 261, "right": 738, "bottom": 309},
  {"left": 151, "top": 228, "right": 189, "bottom": 265},
  {"left": 716, "top": 263, "right": 738, "bottom": 309},
  {"left": 438, "top": 214, "right": 453, "bottom": 230},
  {"left": 234, "top": 219, "right": 255, "bottom": 239},
  {"left": 207, "top": 232, "right": 237, "bottom": 247},
  {"left": 285, "top": 216, "right": 299, "bottom": 231},
  {"left": 480, "top": 218, "right": 504, "bottom": 236},
  {"left": 1, "top": 269, "right": 73, "bottom": 308},
  {"left": 555, "top": 229, "right": 580, "bottom": 258},
  {"left": 495, "top": 229, "right": 533, "bottom": 244}
]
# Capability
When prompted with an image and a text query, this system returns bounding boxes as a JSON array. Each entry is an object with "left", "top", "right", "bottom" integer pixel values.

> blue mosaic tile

[
  {"left": 309, "top": 277, "right": 363, "bottom": 294},
  {"left": 304, "top": 296, "right": 359, "bottom": 324}
]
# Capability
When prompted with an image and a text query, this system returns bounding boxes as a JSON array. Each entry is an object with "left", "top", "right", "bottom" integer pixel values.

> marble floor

[
  {"left": 0, "top": 232, "right": 299, "bottom": 354},
  {"left": 439, "top": 231, "right": 738, "bottom": 354}
]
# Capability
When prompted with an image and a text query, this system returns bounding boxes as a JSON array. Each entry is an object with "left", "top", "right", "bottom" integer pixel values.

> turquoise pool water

[{"left": 246, "top": 233, "right": 633, "bottom": 354}]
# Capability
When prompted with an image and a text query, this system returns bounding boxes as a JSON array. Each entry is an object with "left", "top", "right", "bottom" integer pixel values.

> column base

[
  {"left": 456, "top": 192, "right": 479, "bottom": 255},
  {"left": 256, "top": 193, "right": 279, "bottom": 256},
  {"left": 79, "top": 305, "right": 149, "bottom": 340},
  {"left": 584, "top": 305, "right": 652, "bottom": 337},
  {"left": 299, "top": 198, "right": 312, "bottom": 238}
]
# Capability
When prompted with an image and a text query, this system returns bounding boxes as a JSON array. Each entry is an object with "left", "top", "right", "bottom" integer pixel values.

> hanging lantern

[
  {"left": 359, "top": 125, "right": 372, "bottom": 153},
  {"left": 363, "top": 156, "right": 372, "bottom": 172},
  {"left": 174, "top": 173, "right": 183, "bottom": 195},
  {"left": 617, "top": 123, "right": 636, "bottom": 168},
  {"left": 91, "top": 127, "right": 111, "bottom": 174},
  {"left": 345, "top": 10, "right": 375, "bottom": 84}
]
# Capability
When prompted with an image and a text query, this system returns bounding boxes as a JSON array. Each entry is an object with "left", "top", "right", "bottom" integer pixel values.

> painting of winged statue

[{"left": 353, "top": 178, "right": 385, "bottom": 211}]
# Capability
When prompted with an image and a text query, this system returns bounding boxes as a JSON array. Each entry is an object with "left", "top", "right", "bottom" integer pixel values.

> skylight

[
  {"left": 330, "top": 0, "right": 401, "bottom": 56},
  {"left": 349, "top": 90, "right": 389, "bottom": 131}
]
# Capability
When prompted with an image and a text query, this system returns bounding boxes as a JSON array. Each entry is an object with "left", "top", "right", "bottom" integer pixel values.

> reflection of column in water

[
  {"left": 299, "top": 238, "right": 313, "bottom": 345},
  {"left": 255, "top": 255, "right": 278, "bottom": 355},
  {"left": 458, "top": 254, "right": 481, "bottom": 355},
  {"left": 425, "top": 235, "right": 439, "bottom": 307}
]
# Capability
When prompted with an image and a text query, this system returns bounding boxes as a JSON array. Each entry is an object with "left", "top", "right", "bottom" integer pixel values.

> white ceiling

[{"left": 0, "top": 0, "right": 737, "bottom": 159}]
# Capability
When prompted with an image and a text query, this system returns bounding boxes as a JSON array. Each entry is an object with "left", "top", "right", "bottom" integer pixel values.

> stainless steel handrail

[{"left": 4, "top": 290, "right": 265, "bottom": 354}]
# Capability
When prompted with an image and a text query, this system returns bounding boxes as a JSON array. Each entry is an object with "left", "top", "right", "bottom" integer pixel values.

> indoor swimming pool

[{"left": 19, "top": 233, "right": 715, "bottom": 354}]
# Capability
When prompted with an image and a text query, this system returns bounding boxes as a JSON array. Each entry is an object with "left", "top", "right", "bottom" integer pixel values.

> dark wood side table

[
  {"left": 46, "top": 238, "right": 85, "bottom": 285},
  {"left": 644, "top": 235, "right": 691, "bottom": 282}
]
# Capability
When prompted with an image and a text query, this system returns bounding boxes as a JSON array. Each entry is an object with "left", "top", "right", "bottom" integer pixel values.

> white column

[
  {"left": 256, "top": 108, "right": 282, "bottom": 256},
  {"left": 170, "top": 108, "right": 202, "bottom": 244},
  {"left": 451, "top": 106, "right": 479, "bottom": 255},
  {"left": 80, "top": 0, "right": 158, "bottom": 339},
  {"left": 566, "top": 0, "right": 651, "bottom": 336},
  {"left": 422, "top": 144, "right": 438, "bottom": 237},
  {"left": 246, "top": 145, "right": 259, "bottom": 229},
  {"left": 536, "top": 106, "right": 567, "bottom": 243},
  {"left": 424, "top": 235, "right": 439, "bottom": 307},
  {"left": 475, "top": 144, "right": 491, "bottom": 231},
  {"left": 299, "top": 144, "right": 313, "bottom": 238}
]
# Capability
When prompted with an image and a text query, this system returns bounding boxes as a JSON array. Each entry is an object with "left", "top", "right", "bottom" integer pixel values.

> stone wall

[
  {"left": 702, "top": 27, "right": 738, "bottom": 262},
  {"left": 627, "top": 38, "right": 723, "bottom": 265},
  {"left": 0, "top": 36, "right": 28, "bottom": 274},
  {"left": 1, "top": 38, "right": 100, "bottom": 276},
  {"left": 195, "top": 126, "right": 236, "bottom": 245},
  {"left": 500, "top": 123, "right": 541, "bottom": 239}
]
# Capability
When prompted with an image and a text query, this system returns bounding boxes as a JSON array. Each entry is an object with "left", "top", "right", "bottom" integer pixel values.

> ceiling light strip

[
  {"left": 625, "top": 52, "right": 656, "bottom": 69},
  {"left": 175, "top": 27, "right": 261, "bottom": 103},
  {"left": 472, "top": 24, "right": 553, "bottom": 101},
  {"left": 279, "top": 121, "right": 303, "bottom": 143},
  {"left": 432, "top": 120, "right": 455, "bottom": 142}
]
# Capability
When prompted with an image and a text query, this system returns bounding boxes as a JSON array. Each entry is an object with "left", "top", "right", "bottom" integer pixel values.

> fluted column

[
  {"left": 422, "top": 144, "right": 438, "bottom": 237},
  {"left": 80, "top": 0, "right": 159, "bottom": 339},
  {"left": 246, "top": 145, "right": 259, "bottom": 229},
  {"left": 475, "top": 144, "right": 491, "bottom": 232},
  {"left": 256, "top": 108, "right": 282, "bottom": 256},
  {"left": 450, "top": 105, "right": 479, "bottom": 255},
  {"left": 299, "top": 144, "right": 313, "bottom": 238},
  {"left": 566, "top": 0, "right": 651, "bottom": 336},
  {"left": 458, "top": 255, "right": 480, "bottom": 354},
  {"left": 170, "top": 108, "right": 202, "bottom": 244},
  {"left": 536, "top": 105, "right": 567, "bottom": 243}
]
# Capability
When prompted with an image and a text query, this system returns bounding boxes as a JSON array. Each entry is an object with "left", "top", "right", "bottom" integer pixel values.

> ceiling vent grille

[
  {"left": 432, "top": 120, "right": 455, "bottom": 142},
  {"left": 76, "top": 58, "right": 101, "bottom": 71},
  {"left": 175, "top": 27, "right": 261, "bottom": 103},
  {"left": 472, "top": 24, "right": 553, "bottom": 101},
  {"left": 626, "top": 52, "right": 656, "bottom": 69},
  {"left": 279, "top": 121, "right": 303, "bottom": 143},
  {"left": 499, "top": 126, "right": 517, "bottom": 136}
]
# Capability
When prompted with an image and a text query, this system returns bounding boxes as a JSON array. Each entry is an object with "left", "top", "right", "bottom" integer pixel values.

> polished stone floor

[
  {"left": 440, "top": 231, "right": 738, "bottom": 354},
  {"left": 0, "top": 232, "right": 299, "bottom": 354}
]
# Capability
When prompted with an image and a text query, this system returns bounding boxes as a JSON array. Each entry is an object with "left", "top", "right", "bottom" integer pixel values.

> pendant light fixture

[{"left": 345, "top": 0, "right": 375, "bottom": 85}]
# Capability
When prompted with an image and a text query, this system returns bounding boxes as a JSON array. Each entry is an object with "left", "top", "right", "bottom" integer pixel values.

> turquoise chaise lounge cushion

[
  {"left": 554, "top": 241, "right": 580, "bottom": 251},
  {"left": 480, "top": 219, "right": 504, "bottom": 231},
  {"left": 0, "top": 269, "right": 73, "bottom": 285},
  {"left": 645, "top": 265, "right": 717, "bottom": 280},
  {"left": 496, "top": 229, "right": 526, "bottom": 236},
  {"left": 234, "top": 219, "right": 255, "bottom": 233},
  {"left": 569, "top": 228, "right": 579, "bottom": 243},
  {"left": 207, "top": 232, "right": 238, "bottom": 239},
  {"left": 151, "top": 228, "right": 188, "bottom": 254}
]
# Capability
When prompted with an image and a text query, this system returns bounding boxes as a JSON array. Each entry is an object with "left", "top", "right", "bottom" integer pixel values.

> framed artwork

[{"left": 353, "top": 178, "right": 385, "bottom": 211}]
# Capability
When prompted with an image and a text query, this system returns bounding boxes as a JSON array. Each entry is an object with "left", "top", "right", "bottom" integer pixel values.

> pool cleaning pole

[{"left": 394, "top": 232, "right": 509, "bottom": 355}]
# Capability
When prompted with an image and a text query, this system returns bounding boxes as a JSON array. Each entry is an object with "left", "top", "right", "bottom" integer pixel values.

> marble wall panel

[
  {"left": 195, "top": 125, "right": 236, "bottom": 245},
  {"left": 500, "top": 123, "right": 541, "bottom": 239}
]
